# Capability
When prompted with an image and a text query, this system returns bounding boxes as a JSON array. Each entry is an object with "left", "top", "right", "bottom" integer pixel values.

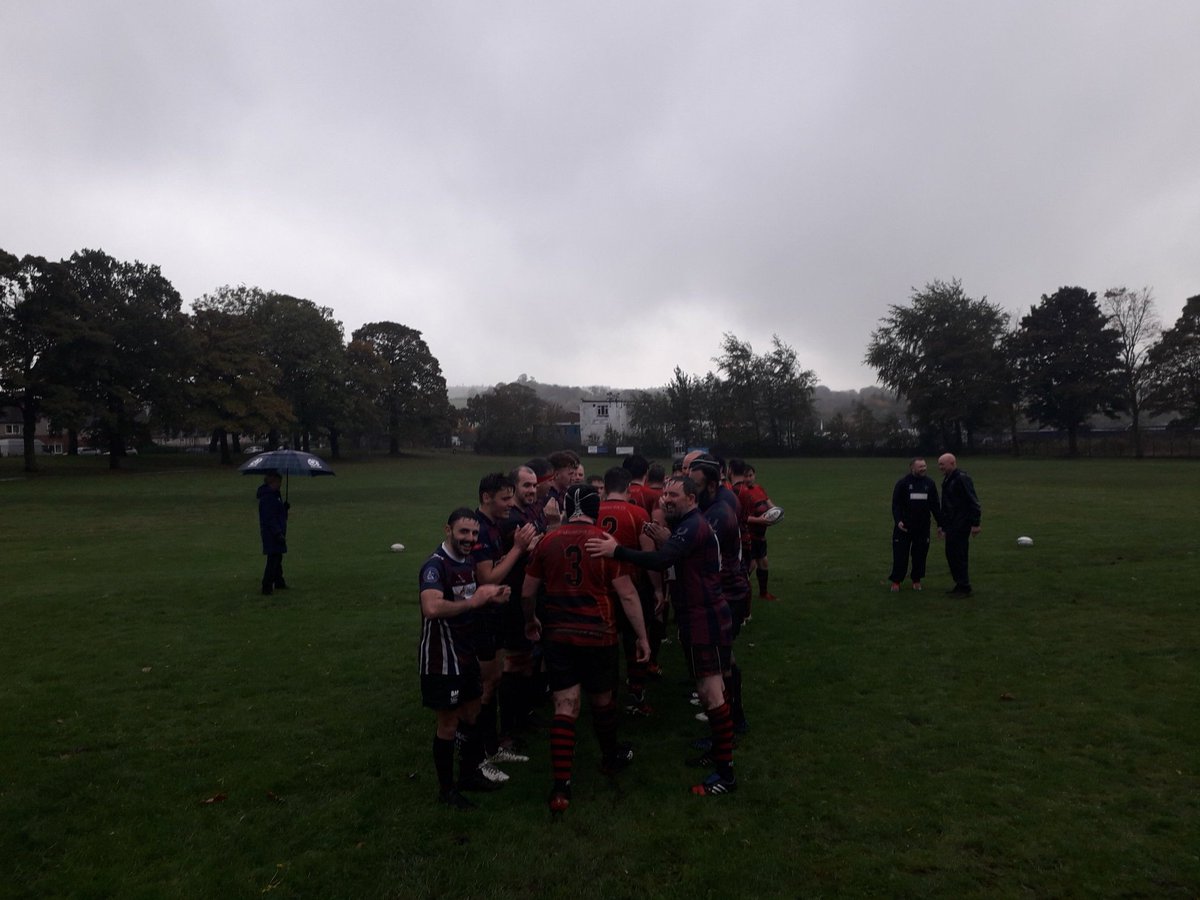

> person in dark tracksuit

[
  {"left": 937, "top": 453, "right": 982, "bottom": 596},
  {"left": 257, "top": 471, "right": 289, "bottom": 595},
  {"left": 888, "top": 457, "right": 942, "bottom": 592}
]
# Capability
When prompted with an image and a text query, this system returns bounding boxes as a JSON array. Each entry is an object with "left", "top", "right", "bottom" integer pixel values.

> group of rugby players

[{"left": 416, "top": 449, "right": 781, "bottom": 812}]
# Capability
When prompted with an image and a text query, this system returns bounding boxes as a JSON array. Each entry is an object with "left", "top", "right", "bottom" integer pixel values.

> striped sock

[
  {"left": 550, "top": 714, "right": 577, "bottom": 787},
  {"left": 706, "top": 701, "right": 735, "bottom": 780}
]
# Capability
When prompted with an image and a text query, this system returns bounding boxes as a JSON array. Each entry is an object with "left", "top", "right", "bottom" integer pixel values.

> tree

[
  {"left": 0, "top": 253, "right": 79, "bottom": 471},
  {"left": 865, "top": 280, "right": 1009, "bottom": 451},
  {"left": 1102, "top": 286, "right": 1160, "bottom": 458},
  {"left": 1147, "top": 295, "right": 1200, "bottom": 426},
  {"left": 186, "top": 293, "right": 294, "bottom": 464},
  {"left": 467, "top": 382, "right": 562, "bottom": 454},
  {"left": 1011, "top": 286, "right": 1121, "bottom": 456},
  {"left": 351, "top": 322, "right": 452, "bottom": 453},
  {"left": 64, "top": 249, "right": 193, "bottom": 468}
]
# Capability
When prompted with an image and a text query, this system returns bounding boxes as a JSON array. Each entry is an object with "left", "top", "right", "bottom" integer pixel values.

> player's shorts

[
  {"left": 421, "top": 666, "right": 483, "bottom": 711},
  {"left": 749, "top": 537, "right": 768, "bottom": 559},
  {"left": 543, "top": 640, "right": 619, "bottom": 694},
  {"left": 500, "top": 597, "right": 533, "bottom": 653},
  {"left": 681, "top": 641, "right": 732, "bottom": 679}
]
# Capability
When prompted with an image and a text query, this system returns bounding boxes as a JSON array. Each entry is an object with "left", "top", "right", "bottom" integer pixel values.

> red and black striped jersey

[{"left": 526, "top": 522, "right": 626, "bottom": 647}]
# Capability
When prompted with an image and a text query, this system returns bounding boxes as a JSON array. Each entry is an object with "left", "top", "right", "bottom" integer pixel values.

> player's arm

[
  {"left": 420, "top": 584, "right": 508, "bottom": 619},
  {"left": 587, "top": 530, "right": 686, "bottom": 571},
  {"left": 892, "top": 480, "right": 906, "bottom": 526},
  {"left": 476, "top": 523, "right": 538, "bottom": 585},
  {"left": 612, "top": 573, "right": 650, "bottom": 663},
  {"left": 638, "top": 531, "right": 666, "bottom": 604},
  {"left": 521, "top": 573, "right": 543, "bottom": 641}
]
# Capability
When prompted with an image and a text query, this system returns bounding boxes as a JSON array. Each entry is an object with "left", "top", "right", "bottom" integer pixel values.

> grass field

[{"left": 1, "top": 452, "right": 1197, "bottom": 898}]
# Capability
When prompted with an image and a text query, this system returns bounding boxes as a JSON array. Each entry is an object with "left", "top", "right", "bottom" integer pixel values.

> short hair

[
  {"left": 646, "top": 463, "right": 665, "bottom": 484},
  {"left": 910, "top": 456, "right": 926, "bottom": 466},
  {"left": 509, "top": 464, "right": 535, "bottom": 484},
  {"left": 563, "top": 482, "right": 601, "bottom": 520},
  {"left": 478, "top": 472, "right": 515, "bottom": 499},
  {"left": 665, "top": 475, "right": 698, "bottom": 498},
  {"left": 549, "top": 450, "right": 580, "bottom": 470},
  {"left": 447, "top": 506, "right": 478, "bottom": 527},
  {"left": 587, "top": 474, "right": 605, "bottom": 490},
  {"left": 604, "top": 466, "right": 632, "bottom": 494},
  {"left": 525, "top": 456, "right": 553, "bottom": 480},
  {"left": 671, "top": 458, "right": 684, "bottom": 475},
  {"left": 621, "top": 453, "right": 649, "bottom": 479},
  {"left": 728, "top": 458, "right": 747, "bottom": 476}
]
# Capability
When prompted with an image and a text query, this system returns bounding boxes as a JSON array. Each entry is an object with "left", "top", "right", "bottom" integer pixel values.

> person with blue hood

[{"left": 257, "top": 470, "right": 289, "bottom": 595}]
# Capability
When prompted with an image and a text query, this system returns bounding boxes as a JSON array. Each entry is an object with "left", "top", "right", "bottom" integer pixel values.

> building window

[
  {"left": 4, "top": 424, "right": 22, "bottom": 435},
  {"left": 596, "top": 404, "right": 608, "bottom": 418}
]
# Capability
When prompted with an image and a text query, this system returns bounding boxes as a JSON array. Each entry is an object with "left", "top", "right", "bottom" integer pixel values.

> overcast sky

[{"left": 3, "top": 2, "right": 1198, "bottom": 391}]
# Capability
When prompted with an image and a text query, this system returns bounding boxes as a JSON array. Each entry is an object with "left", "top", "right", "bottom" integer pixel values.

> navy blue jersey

[
  {"left": 417, "top": 544, "right": 478, "bottom": 675},
  {"left": 892, "top": 473, "right": 942, "bottom": 532},
  {"left": 614, "top": 507, "right": 731, "bottom": 646},
  {"left": 701, "top": 487, "right": 750, "bottom": 609},
  {"left": 502, "top": 502, "right": 546, "bottom": 593},
  {"left": 468, "top": 508, "right": 509, "bottom": 637}
]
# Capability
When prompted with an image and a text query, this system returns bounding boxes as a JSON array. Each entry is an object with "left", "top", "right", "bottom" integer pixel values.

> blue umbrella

[{"left": 239, "top": 449, "right": 335, "bottom": 499}]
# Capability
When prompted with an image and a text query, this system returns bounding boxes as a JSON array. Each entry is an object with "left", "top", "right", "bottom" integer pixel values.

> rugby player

[
  {"left": 523, "top": 484, "right": 650, "bottom": 813},
  {"left": 685, "top": 454, "right": 751, "bottom": 737},
  {"left": 472, "top": 473, "right": 541, "bottom": 781},
  {"left": 587, "top": 476, "right": 738, "bottom": 797},
  {"left": 598, "top": 466, "right": 663, "bottom": 716},
  {"left": 738, "top": 463, "right": 779, "bottom": 601},
  {"left": 418, "top": 508, "right": 514, "bottom": 808},
  {"left": 496, "top": 464, "right": 549, "bottom": 746}
]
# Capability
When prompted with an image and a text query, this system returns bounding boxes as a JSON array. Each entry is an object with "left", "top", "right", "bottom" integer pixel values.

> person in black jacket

[
  {"left": 888, "top": 457, "right": 942, "bottom": 592},
  {"left": 257, "top": 471, "right": 289, "bottom": 595},
  {"left": 936, "top": 454, "right": 981, "bottom": 596}
]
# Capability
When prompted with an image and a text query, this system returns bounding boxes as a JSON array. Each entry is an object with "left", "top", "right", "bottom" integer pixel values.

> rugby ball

[
  {"left": 1016, "top": 536, "right": 1033, "bottom": 547},
  {"left": 390, "top": 543, "right": 406, "bottom": 552},
  {"left": 761, "top": 506, "right": 785, "bottom": 524}
]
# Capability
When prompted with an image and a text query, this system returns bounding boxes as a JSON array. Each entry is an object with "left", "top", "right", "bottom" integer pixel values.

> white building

[{"left": 579, "top": 397, "right": 632, "bottom": 447}]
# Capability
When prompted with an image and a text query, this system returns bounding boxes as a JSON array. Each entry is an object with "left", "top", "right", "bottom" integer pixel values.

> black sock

[
  {"left": 757, "top": 569, "right": 769, "bottom": 595},
  {"left": 498, "top": 673, "right": 520, "bottom": 737},
  {"left": 456, "top": 721, "right": 484, "bottom": 780},
  {"left": 592, "top": 701, "right": 619, "bottom": 761},
  {"left": 479, "top": 697, "right": 499, "bottom": 756},
  {"left": 433, "top": 735, "right": 455, "bottom": 791}
]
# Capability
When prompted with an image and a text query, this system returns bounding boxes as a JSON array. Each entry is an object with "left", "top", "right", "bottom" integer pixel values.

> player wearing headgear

[
  {"left": 598, "top": 466, "right": 663, "bottom": 716},
  {"left": 522, "top": 483, "right": 650, "bottom": 814},
  {"left": 586, "top": 476, "right": 738, "bottom": 797},
  {"left": 418, "top": 508, "right": 514, "bottom": 808}
]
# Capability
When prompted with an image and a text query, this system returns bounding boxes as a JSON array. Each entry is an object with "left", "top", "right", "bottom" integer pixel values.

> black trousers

[
  {"left": 889, "top": 526, "right": 931, "bottom": 583},
  {"left": 944, "top": 530, "right": 971, "bottom": 589},
  {"left": 262, "top": 553, "right": 285, "bottom": 589}
]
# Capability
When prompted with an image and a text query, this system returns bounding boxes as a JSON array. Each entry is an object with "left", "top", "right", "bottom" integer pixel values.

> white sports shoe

[
  {"left": 479, "top": 760, "right": 510, "bottom": 783},
  {"left": 490, "top": 747, "right": 530, "bottom": 764}
]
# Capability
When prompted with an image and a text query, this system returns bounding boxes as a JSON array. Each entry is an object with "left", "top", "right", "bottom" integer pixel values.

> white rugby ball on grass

[
  {"left": 1016, "top": 536, "right": 1033, "bottom": 546},
  {"left": 390, "top": 543, "right": 406, "bottom": 552},
  {"left": 761, "top": 506, "right": 785, "bottom": 524}
]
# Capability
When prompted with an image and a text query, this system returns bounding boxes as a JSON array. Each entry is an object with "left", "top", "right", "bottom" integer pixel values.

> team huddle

[{"left": 415, "top": 450, "right": 782, "bottom": 812}]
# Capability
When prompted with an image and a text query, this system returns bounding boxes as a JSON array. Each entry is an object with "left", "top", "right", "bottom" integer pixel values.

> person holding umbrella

[
  {"left": 258, "top": 470, "right": 290, "bottom": 595},
  {"left": 240, "top": 448, "right": 334, "bottom": 595}
]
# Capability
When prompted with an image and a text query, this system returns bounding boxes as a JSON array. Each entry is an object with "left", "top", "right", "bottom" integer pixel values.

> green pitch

[{"left": 1, "top": 454, "right": 1197, "bottom": 897}]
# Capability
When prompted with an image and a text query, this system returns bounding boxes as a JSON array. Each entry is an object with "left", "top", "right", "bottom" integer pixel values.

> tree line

[
  {"left": 0, "top": 248, "right": 453, "bottom": 471},
  {"left": 866, "top": 279, "right": 1200, "bottom": 458},
  {"left": 5, "top": 245, "right": 1197, "bottom": 467}
]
